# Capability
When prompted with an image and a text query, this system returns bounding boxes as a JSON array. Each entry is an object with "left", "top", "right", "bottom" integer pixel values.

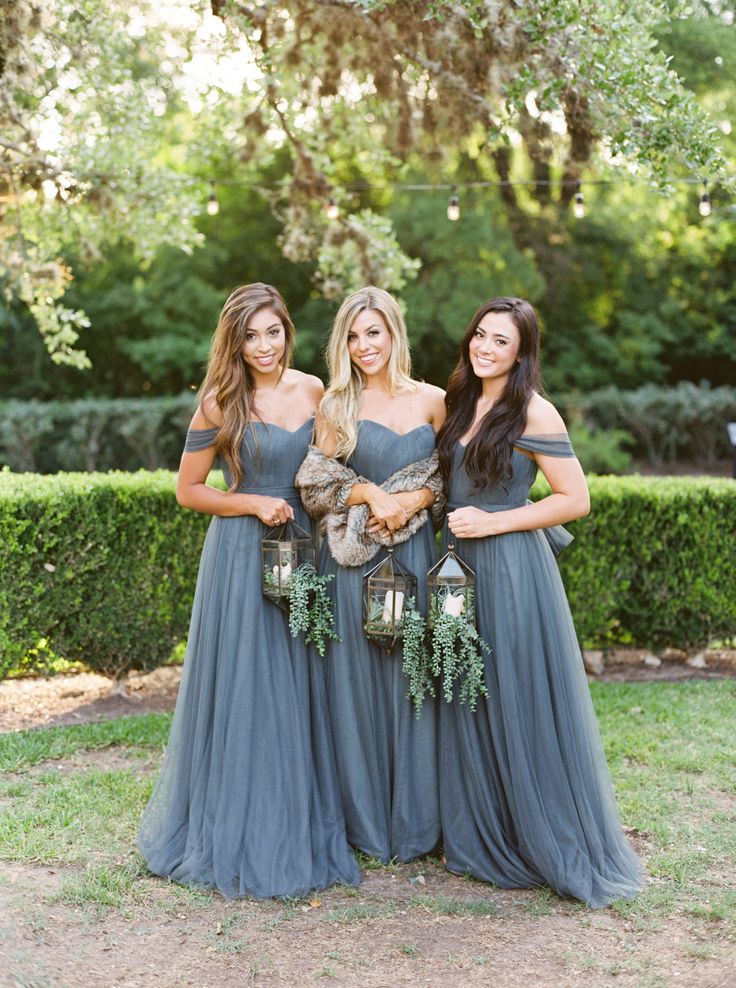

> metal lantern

[
  {"left": 362, "top": 548, "right": 417, "bottom": 653},
  {"left": 261, "top": 520, "right": 315, "bottom": 611},
  {"left": 426, "top": 542, "right": 476, "bottom": 630}
]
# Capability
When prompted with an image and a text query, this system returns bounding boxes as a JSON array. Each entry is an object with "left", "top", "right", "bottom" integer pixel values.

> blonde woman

[
  {"left": 138, "top": 283, "right": 359, "bottom": 898},
  {"left": 297, "top": 286, "right": 446, "bottom": 862}
]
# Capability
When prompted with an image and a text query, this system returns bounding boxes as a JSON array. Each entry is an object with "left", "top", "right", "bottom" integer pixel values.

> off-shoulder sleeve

[
  {"left": 183, "top": 427, "right": 219, "bottom": 452},
  {"left": 514, "top": 433, "right": 575, "bottom": 458}
]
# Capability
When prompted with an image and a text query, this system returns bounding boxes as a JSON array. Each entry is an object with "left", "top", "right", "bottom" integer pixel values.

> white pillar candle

[
  {"left": 273, "top": 562, "right": 292, "bottom": 587},
  {"left": 382, "top": 589, "right": 404, "bottom": 624},
  {"left": 442, "top": 592, "right": 465, "bottom": 617}
]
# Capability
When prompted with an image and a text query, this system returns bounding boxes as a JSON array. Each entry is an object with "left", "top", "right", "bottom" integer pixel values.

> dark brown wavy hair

[
  {"left": 198, "top": 283, "right": 295, "bottom": 491},
  {"left": 436, "top": 297, "right": 541, "bottom": 491}
]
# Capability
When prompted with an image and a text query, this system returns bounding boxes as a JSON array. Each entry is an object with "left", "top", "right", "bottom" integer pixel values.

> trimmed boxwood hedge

[
  {"left": 544, "top": 475, "right": 736, "bottom": 650},
  {"left": 0, "top": 469, "right": 212, "bottom": 680},
  {"left": 1, "top": 470, "right": 734, "bottom": 680}
]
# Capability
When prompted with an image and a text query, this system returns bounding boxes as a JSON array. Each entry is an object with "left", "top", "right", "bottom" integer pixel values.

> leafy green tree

[{"left": 2, "top": 0, "right": 731, "bottom": 371}]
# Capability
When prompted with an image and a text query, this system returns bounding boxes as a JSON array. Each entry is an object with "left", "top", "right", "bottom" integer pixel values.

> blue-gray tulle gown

[
  {"left": 137, "top": 420, "right": 360, "bottom": 899},
  {"left": 440, "top": 434, "right": 643, "bottom": 907},
  {"left": 319, "top": 420, "right": 441, "bottom": 862}
]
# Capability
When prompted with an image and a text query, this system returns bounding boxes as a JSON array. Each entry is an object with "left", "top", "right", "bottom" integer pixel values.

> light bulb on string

[
  {"left": 447, "top": 188, "right": 460, "bottom": 221},
  {"left": 206, "top": 182, "right": 219, "bottom": 216},
  {"left": 572, "top": 183, "right": 585, "bottom": 219},
  {"left": 698, "top": 181, "right": 712, "bottom": 217},
  {"left": 325, "top": 196, "right": 340, "bottom": 220}
]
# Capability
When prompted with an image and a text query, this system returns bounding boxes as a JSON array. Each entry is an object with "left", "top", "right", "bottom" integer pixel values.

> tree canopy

[{"left": 0, "top": 0, "right": 733, "bottom": 375}]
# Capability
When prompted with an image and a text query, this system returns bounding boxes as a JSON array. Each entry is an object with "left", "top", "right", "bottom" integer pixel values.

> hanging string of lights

[{"left": 202, "top": 175, "right": 722, "bottom": 222}]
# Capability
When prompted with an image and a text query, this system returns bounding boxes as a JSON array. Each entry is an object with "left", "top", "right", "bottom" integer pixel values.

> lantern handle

[{"left": 447, "top": 541, "right": 455, "bottom": 551}]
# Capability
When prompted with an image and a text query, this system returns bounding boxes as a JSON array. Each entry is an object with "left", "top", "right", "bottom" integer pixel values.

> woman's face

[
  {"left": 347, "top": 309, "right": 392, "bottom": 378},
  {"left": 242, "top": 307, "right": 286, "bottom": 375},
  {"left": 468, "top": 311, "right": 521, "bottom": 383}
]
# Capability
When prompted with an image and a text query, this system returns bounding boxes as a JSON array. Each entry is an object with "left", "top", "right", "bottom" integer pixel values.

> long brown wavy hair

[
  {"left": 436, "top": 297, "right": 541, "bottom": 491},
  {"left": 198, "top": 283, "right": 295, "bottom": 491}
]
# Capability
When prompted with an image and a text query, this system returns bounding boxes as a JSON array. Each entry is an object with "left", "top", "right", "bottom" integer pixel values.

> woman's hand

[
  {"left": 364, "top": 487, "right": 409, "bottom": 533},
  {"left": 447, "top": 506, "right": 500, "bottom": 539},
  {"left": 366, "top": 488, "right": 432, "bottom": 535},
  {"left": 252, "top": 496, "right": 295, "bottom": 526}
]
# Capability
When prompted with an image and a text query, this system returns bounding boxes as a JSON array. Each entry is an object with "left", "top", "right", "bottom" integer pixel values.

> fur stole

[{"left": 295, "top": 446, "right": 446, "bottom": 567}]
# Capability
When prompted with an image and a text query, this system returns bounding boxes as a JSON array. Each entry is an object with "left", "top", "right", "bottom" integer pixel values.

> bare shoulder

[
  {"left": 524, "top": 393, "right": 567, "bottom": 435},
  {"left": 416, "top": 381, "right": 446, "bottom": 428},
  {"left": 189, "top": 392, "right": 223, "bottom": 430},
  {"left": 284, "top": 368, "right": 324, "bottom": 402}
]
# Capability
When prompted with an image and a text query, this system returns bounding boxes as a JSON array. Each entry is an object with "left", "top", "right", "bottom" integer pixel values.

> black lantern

[
  {"left": 261, "top": 520, "right": 315, "bottom": 611},
  {"left": 426, "top": 543, "right": 476, "bottom": 630},
  {"left": 362, "top": 548, "right": 417, "bottom": 652}
]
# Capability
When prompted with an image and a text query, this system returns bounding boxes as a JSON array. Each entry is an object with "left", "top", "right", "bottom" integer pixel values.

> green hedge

[
  {"left": 539, "top": 475, "right": 736, "bottom": 650},
  {"left": 0, "top": 471, "right": 734, "bottom": 681},
  {"left": 1, "top": 384, "right": 735, "bottom": 474},
  {"left": 0, "top": 469, "right": 211, "bottom": 680}
]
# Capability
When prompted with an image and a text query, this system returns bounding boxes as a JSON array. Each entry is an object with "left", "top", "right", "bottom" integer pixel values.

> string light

[
  {"left": 573, "top": 183, "right": 585, "bottom": 219},
  {"left": 699, "top": 181, "right": 712, "bottom": 217},
  {"left": 447, "top": 188, "right": 460, "bottom": 221},
  {"left": 198, "top": 175, "right": 723, "bottom": 223},
  {"left": 206, "top": 182, "right": 219, "bottom": 216}
]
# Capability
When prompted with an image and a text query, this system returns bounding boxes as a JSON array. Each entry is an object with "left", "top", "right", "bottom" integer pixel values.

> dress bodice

[
  {"left": 184, "top": 419, "right": 314, "bottom": 499},
  {"left": 348, "top": 420, "right": 436, "bottom": 482},
  {"left": 448, "top": 433, "right": 575, "bottom": 510}
]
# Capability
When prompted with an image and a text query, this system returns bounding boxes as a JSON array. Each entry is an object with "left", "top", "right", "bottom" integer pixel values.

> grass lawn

[{"left": 0, "top": 680, "right": 734, "bottom": 987}]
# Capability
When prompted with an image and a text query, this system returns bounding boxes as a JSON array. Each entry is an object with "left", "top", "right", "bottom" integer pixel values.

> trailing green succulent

[
  {"left": 429, "top": 586, "right": 490, "bottom": 711},
  {"left": 399, "top": 598, "right": 434, "bottom": 714},
  {"left": 264, "top": 562, "right": 339, "bottom": 657}
]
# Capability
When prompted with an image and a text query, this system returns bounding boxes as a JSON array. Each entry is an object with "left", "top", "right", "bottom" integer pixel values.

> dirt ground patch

[
  {"left": 1, "top": 849, "right": 734, "bottom": 988},
  {"left": 2, "top": 654, "right": 734, "bottom": 734},
  {"left": 1, "top": 669, "right": 734, "bottom": 986},
  {"left": 0, "top": 666, "right": 182, "bottom": 733}
]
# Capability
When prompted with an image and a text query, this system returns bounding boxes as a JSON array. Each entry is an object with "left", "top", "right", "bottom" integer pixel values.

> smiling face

[
  {"left": 241, "top": 306, "right": 286, "bottom": 376},
  {"left": 468, "top": 311, "right": 521, "bottom": 384},
  {"left": 347, "top": 308, "right": 392, "bottom": 378}
]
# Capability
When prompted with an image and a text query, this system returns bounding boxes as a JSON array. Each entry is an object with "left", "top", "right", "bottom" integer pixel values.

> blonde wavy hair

[
  {"left": 319, "top": 286, "right": 415, "bottom": 460},
  {"left": 198, "top": 283, "right": 295, "bottom": 490}
]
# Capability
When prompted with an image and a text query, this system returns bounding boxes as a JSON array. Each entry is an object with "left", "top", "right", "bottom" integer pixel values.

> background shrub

[
  {"left": 0, "top": 469, "right": 212, "bottom": 680},
  {"left": 0, "top": 395, "right": 196, "bottom": 474},
  {"left": 1, "top": 471, "right": 733, "bottom": 681},
  {"left": 534, "top": 475, "right": 736, "bottom": 650},
  {"left": 558, "top": 382, "right": 736, "bottom": 468},
  {"left": 2, "top": 385, "right": 734, "bottom": 477}
]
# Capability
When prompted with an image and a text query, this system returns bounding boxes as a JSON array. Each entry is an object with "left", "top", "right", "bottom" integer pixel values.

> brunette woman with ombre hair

[
  {"left": 137, "top": 283, "right": 359, "bottom": 899},
  {"left": 435, "top": 296, "right": 643, "bottom": 907}
]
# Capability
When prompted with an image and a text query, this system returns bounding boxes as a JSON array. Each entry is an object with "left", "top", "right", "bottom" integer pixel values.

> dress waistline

[
  {"left": 236, "top": 486, "right": 301, "bottom": 502},
  {"left": 446, "top": 499, "right": 528, "bottom": 513}
]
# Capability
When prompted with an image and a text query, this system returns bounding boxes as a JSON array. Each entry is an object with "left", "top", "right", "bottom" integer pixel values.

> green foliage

[
  {"left": 400, "top": 599, "right": 433, "bottom": 711},
  {"left": 559, "top": 382, "right": 736, "bottom": 467},
  {"left": 428, "top": 589, "right": 491, "bottom": 711},
  {"left": 0, "top": 469, "right": 210, "bottom": 679},
  {"left": 539, "top": 475, "right": 736, "bottom": 650},
  {"left": 286, "top": 564, "right": 340, "bottom": 658},
  {"left": 3, "top": 385, "right": 732, "bottom": 476},
  {"left": 0, "top": 394, "right": 195, "bottom": 473},
  {"left": 0, "top": 472, "right": 733, "bottom": 681},
  {"left": 566, "top": 422, "right": 634, "bottom": 476}
]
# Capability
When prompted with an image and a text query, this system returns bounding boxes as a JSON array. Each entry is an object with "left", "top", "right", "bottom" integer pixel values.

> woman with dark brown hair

[
  {"left": 435, "top": 296, "right": 642, "bottom": 907},
  {"left": 137, "top": 283, "right": 359, "bottom": 899}
]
